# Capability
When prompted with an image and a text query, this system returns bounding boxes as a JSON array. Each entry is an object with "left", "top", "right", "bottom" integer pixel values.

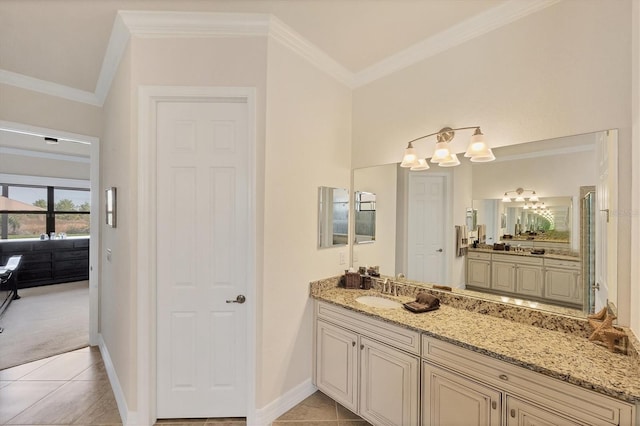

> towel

[
  {"left": 455, "top": 225, "right": 469, "bottom": 257},
  {"left": 403, "top": 292, "right": 440, "bottom": 313}
]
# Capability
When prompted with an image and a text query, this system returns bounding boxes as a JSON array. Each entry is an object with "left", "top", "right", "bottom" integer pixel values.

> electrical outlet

[
  {"left": 106, "top": 248, "right": 112, "bottom": 262},
  {"left": 339, "top": 252, "right": 346, "bottom": 265}
]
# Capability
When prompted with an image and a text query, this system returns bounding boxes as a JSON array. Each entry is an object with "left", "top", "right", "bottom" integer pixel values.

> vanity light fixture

[
  {"left": 502, "top": 188, "right": 539, "bottom": 203},
  {"left": 400, "top": 126, "right": 495, "bottom": 170}
]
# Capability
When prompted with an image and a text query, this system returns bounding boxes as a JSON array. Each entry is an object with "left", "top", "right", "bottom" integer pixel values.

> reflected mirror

[
  {"left": 355, "top": 191, "right": 376, "bottom": 244},
  {"left": 474, "top": 196, "right": 573, "bottom": 248},
  {"left": 351, "top": 130, "right": 618, "bottom": 317},
  {"left": 318, "top": 186, "right": 348, "bottom": 248}
]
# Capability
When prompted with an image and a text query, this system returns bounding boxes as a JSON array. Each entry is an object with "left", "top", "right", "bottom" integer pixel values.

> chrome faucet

[
  {"left": 381, "top": 279, "right": 398, "bottom": 296},
  {"left": 381, "top": 278, "right": 390, "bottom": 294}
]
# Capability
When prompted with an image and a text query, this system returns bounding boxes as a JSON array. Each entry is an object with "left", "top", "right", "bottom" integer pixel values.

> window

[{"left": 0, "top": 184, "right": 90, "bottom": 239}]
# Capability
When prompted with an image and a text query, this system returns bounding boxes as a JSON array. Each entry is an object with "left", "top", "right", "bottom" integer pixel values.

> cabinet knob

[
  {"left": 510, "top": 408, "right": 516, "bottom": 418},
  {"left": 352, "top": 341, "right": 356, "bottom": 347},
  {"left": 499, "top": 374, "right": 508, "bottom": 381},
  {"left": 360, "top": 344, "right": 364, "bottom": 350},
  {"left": 491, "top": 401, "right": 497, "bottom": 410}
]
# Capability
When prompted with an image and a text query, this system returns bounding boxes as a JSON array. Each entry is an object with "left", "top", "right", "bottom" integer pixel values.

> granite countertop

[
  {"left": 311, "top": 284, "right": 640, "bottom": 404},
  {"left": 468, "top": 247, "right": 580, "bottom": 261}
]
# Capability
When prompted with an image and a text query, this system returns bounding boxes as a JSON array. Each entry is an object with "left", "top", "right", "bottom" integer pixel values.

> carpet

[{"left": 0, "top": 281, "right": 89, "bottom": 371}]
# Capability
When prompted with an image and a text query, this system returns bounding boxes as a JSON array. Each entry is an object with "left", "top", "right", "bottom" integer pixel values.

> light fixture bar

[{"left": 400, "top": 125, "right": 495, "bottom": 169}]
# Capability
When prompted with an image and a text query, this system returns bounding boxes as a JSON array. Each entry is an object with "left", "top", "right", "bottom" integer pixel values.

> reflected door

[{"left": 407, "top": 174, "right": 446, "bottom": 283}]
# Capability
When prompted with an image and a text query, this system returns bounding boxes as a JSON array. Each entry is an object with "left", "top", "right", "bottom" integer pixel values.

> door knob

[
  {"left": 436, "top": 248, "right": 443, "bottom": 252},
  {"left": 226, "top": 295, "right": 246, "bottom": 304}
]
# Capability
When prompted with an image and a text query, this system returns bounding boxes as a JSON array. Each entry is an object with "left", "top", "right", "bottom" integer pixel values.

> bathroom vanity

[
  {"left": 311, "top": 278, "right": 639, "bottom": 426},
  {"left": 467, "top": 249, "right": 582, "bottom": 308}
]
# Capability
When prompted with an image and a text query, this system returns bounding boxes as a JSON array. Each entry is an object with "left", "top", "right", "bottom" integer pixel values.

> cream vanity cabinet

[
  {"left": 492, "top": 254, "right": 544, "bottom": 298},
  {"left": 315, "top": 301, "right": 421, "bottom": 426},
  {"left": 467, "top": 251, "right": 492, "bottom": 289},
  {"left": 544, "top": 258, "right": 582, "bottom": 305},
  {"left": 421, "top": 336, "right": 636, "bottom": 426}
]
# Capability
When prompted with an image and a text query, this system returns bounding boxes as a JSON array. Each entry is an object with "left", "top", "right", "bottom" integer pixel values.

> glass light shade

[
  {"left": 432, "top": 141, "right": 451, "bottom": 162},
  {"left": 464, "top": 133, "right": 491, "bottom": 158},
  {"left": 523, "top": 204, "right": 529, "bottom": 210},
  {"left": 515, "top": 196, "right": 525, "bottom": 202},
  {"left": 410, "top": 158, "right": 430, "bottom": 171},
  {"left": 400, "top": 143, "right": 419, "bottom": 168},
  {"left": 529, "top": 192, "right": 539, "bottom": 202},
  {"left": 502, "top": 194, "right": 511, "bottom": 203},
  {"left": 438, "top": 153, "right": 460, "bottom": 167},
  {"left": 469, "top": 149, "right": 496, "bottom": 162}
]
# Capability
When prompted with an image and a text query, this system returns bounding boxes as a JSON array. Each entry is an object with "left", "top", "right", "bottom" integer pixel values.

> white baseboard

[
  {"left": 254, "top": 379, "right": 317, "bottom": 425},
  {"left": 98, "top": 334, "right": 139, "bottom": 425}
]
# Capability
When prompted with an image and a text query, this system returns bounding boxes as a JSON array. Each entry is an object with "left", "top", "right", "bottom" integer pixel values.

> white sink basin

[{"left": 355, "top": 295, "right": 402, "bottom": 309}]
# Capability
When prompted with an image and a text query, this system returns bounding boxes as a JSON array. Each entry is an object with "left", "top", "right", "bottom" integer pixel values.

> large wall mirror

[
  {"left": 351, "top": 130, "right": 618, "bottom": 318},
  {"left": 318, "top": 186, "right": 348, "bottom": 248}
]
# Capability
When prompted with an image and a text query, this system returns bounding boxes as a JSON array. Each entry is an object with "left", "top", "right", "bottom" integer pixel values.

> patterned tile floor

[{"left": 0, "top": 347, "right": 369, "bottom": 425}]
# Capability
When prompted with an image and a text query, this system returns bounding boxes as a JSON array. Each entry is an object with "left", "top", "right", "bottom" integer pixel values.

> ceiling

[
  {"left": 0, "top": 0, "right": 567, "bottom": 155},
  {"left": 0, "top": 0, "right": 509, "bottom": 95}
]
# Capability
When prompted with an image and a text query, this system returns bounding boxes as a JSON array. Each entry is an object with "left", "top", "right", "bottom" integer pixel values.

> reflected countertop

[
  {"left": 468, "top": 247, "right": 580, "bottom": 262},
  {"left": 310, "top": 279, "right": 640, "bottom": 404}
]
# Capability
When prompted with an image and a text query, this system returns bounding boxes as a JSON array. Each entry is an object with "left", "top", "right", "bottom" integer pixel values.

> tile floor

[{"left": 0, "top": 347, "right": 369, "bottom": 425}]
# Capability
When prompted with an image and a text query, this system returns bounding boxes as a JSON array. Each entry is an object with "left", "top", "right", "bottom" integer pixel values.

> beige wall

[
  {"left": 261, "top": 37, "right": 351, "bottom": 407},
  {"left": 352, "top": 1, "right": 634, "bottom": 326},
  {"left": 99, "top": 33, "right": 350, "bottom": 414},
  {"left": 101, "top": 42, "right": 135, "bottom": 408}
]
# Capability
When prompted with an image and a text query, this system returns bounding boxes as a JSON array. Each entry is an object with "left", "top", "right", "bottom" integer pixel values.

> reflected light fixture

[
  {"left": 501, "top": 188, "right": 539, "bottom": 203},
  {"left": 400, "top": 126, "right": 495, "bottom": 170}
]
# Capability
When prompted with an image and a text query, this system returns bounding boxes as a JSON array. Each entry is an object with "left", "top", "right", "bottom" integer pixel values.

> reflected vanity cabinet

[
  {"left": 314, "top": 301, "right": 420, "bottom": 426},
  {"left": 421, "top": 337, "right": 636, "bottom": 426},
  {"left": 467, "top": 251, "right": 491, "bottom": 289},
  {"left": 466, "top": 251, "right": 581, "bottom": 307}
]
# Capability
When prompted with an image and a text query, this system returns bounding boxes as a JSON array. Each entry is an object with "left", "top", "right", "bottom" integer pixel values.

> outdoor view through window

[{"left": 0, "top": 184, "right": 90, "bottom": 239}]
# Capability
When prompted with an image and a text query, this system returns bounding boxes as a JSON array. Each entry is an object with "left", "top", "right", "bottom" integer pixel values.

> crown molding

[
  {"left": 118, "top": 10, "right": 271, "bottom": 37},
  {"left": 353, "top": 0, "right": 562, "bottom": 87},
  {"left": 0, "top": 69, "right": 101, "bottom": 106},
  {"left": 267, "top": 16, "right": 354, "bottom": 87}
]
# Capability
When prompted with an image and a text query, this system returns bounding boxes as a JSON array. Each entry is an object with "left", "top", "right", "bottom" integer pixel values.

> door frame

[
  {"left": 0, "top": 120, "right": 100, "bottom": 345},
  {"left": 137, "top": 86, "right": 257, "bottom": 424}
]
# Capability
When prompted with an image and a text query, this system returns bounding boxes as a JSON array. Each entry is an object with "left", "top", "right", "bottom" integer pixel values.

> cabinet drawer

[
  {"left": 492, "top": 253, "right": 543, "bottom": 265},
  {"left": 421, "top": 337, "right": 634, "bottom": 425},
  {"left": 468, "top": 251, "right": 491, "bottom": 261},
  {"left": 316, "top": 301, "right": 421, "bottom": 355},
  {"left": 544, "top": 258, "right": 580, "bottom": 269}
]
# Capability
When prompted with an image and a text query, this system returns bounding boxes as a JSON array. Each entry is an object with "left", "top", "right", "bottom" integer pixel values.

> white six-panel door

[
  {"left": 156, "top": 99, "right": 249, "bottom": 418},
  {"left": 407, "top": 174, "right": 446, "bottom": 284}
]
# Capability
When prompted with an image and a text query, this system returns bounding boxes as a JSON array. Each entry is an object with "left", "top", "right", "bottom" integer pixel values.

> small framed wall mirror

[
  {"left": 318, "top": 186, "right": 348, "bottom": 248},
  {"left": 355, "top": 191, "right": 376, "bottom": 244},
  {"left": 105, "top": 187, "right": 117, "bottom": 228}
]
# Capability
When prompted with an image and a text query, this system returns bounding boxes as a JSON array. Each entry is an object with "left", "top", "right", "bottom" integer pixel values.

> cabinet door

[
  {"left": 422, "top": 362, "right": 501, "bottom": 426},
  {"left": 515, "top": 265, "right": 543, "bottom": 298},
  {"left": 544, "top": 268, "right": 582, "bottom": 305},
  {"left": 316, "top": 320, "right": 359, "bottom": 412},
  {"left": 492, "top": 261, "right": 516, "bottom": 292},
  {"left": 360, "top": 337, "right": 419, "bottom": 426},
  {"left": 506, "top": 396, "right": 582, "bottom": 426},
  {"left": 467, "top": 259, "right": 491, "bottom": 289}
]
